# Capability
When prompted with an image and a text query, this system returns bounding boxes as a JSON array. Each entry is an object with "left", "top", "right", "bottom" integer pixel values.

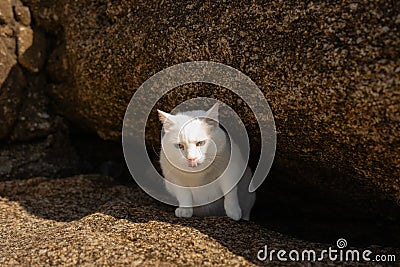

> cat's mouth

[{"left": 188, "top": 159, "right": 198, "bottom": 168}]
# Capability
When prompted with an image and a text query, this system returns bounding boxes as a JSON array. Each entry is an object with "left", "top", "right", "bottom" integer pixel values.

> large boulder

[{"left": 23, "top": 0, "right": 399, "bottom": 202}]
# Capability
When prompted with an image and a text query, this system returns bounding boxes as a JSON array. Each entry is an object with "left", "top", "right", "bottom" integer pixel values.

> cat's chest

[{"left": 163, "top": 166, "right": 217, "bottom": 187}]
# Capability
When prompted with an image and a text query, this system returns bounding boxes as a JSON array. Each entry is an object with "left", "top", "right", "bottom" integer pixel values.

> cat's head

[{"left": 158, "top": 103, "right": 220, "bottom": 172}]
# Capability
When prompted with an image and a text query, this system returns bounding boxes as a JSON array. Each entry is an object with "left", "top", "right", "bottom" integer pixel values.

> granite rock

[
  {"left": 0, "top": 0, "right": 50, "bottom": 141},
  {"left": 0, "top": 66, "right": 26, "bottom": 140},
  {"left": 14, "top": 0, "right": 32, "bottom": 26},
  {"left": 17, "top": 25, "right": 47, "bottom": 73},
  {"left": 21, "top": 0, "right": 399, "bottom": 203}
]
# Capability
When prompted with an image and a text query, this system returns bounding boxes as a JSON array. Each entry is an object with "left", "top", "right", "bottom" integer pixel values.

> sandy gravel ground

[{"left": 0, "top": 175, "right": 397, "bottom": 266}]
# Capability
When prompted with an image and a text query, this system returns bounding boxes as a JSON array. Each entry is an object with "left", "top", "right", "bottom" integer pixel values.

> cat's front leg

[
  {"left": 167, "top": 183, "right": 193, "bottom": 218},
  {"left": 224, "top": 186, "right": 242, "bottom": 221}
]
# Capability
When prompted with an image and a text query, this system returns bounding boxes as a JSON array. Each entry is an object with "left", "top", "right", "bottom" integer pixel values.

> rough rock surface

[
  {"left": 0, "top": 0, "right": 50, "bottom": 141},
  {"left": 22, "top": 0, "right": 400, "bottom": 203},
  {"left": 17, "top": 24, "right": 47, "bottom": 73},
  {"left": 0, "top": 66, "right": 26, "bottom": 140},
  {"left": 0, "top": 0, "right": 84, "bottom": 180},
  {"left": 0, "top": 175, "right": 398, "bottom": 266}
]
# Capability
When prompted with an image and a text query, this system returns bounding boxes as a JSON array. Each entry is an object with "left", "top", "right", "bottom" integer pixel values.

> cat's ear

[
  {"left": 205, "top": 103, "right": 219, "bottom": 127},
  {"left": 157, "top": 110, "right": 175, "bottom": 132}
]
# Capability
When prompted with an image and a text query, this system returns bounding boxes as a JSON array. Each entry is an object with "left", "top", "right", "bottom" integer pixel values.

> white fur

[{"left": 158, "top": 104, "right": 256, "bottom": 220}]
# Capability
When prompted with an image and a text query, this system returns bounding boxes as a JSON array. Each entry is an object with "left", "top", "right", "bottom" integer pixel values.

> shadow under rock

[
  {"left": 252, "top": 159, "right": 400, "bottom": 249},
  {"left": 67, "top": 134, "right": 400, "bottom": 249}
]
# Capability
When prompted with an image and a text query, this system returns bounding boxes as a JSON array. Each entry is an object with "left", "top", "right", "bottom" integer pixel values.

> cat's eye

[
  {"left": 196, "top": 140, "right": 206, "bottom": 146},
  {"left": 175, "top": 143, "right": 185, "bottom": 150}
]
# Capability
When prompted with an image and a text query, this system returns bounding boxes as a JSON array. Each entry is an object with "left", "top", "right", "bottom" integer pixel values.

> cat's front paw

[
  {"left": 225, "top": 204, "right": 242, "bottom": 221},
  {"left": 175, "top": 207, "right": 193, "bottom": 218}
]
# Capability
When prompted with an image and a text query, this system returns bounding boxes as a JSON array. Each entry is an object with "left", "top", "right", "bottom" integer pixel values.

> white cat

[{"left": 158, "top": 103, "right": 256, "bottom": 220}]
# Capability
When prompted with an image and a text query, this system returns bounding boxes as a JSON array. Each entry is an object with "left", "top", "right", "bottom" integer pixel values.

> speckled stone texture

[
  {"left": 0, "top": 175, "right": 398, "bottom": 266},
  {"left": 0, "top": 0, "right": 85, "bottom": 179},
  {"left": 22, "top": 0, "right": 399, "bottom": 203}
]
